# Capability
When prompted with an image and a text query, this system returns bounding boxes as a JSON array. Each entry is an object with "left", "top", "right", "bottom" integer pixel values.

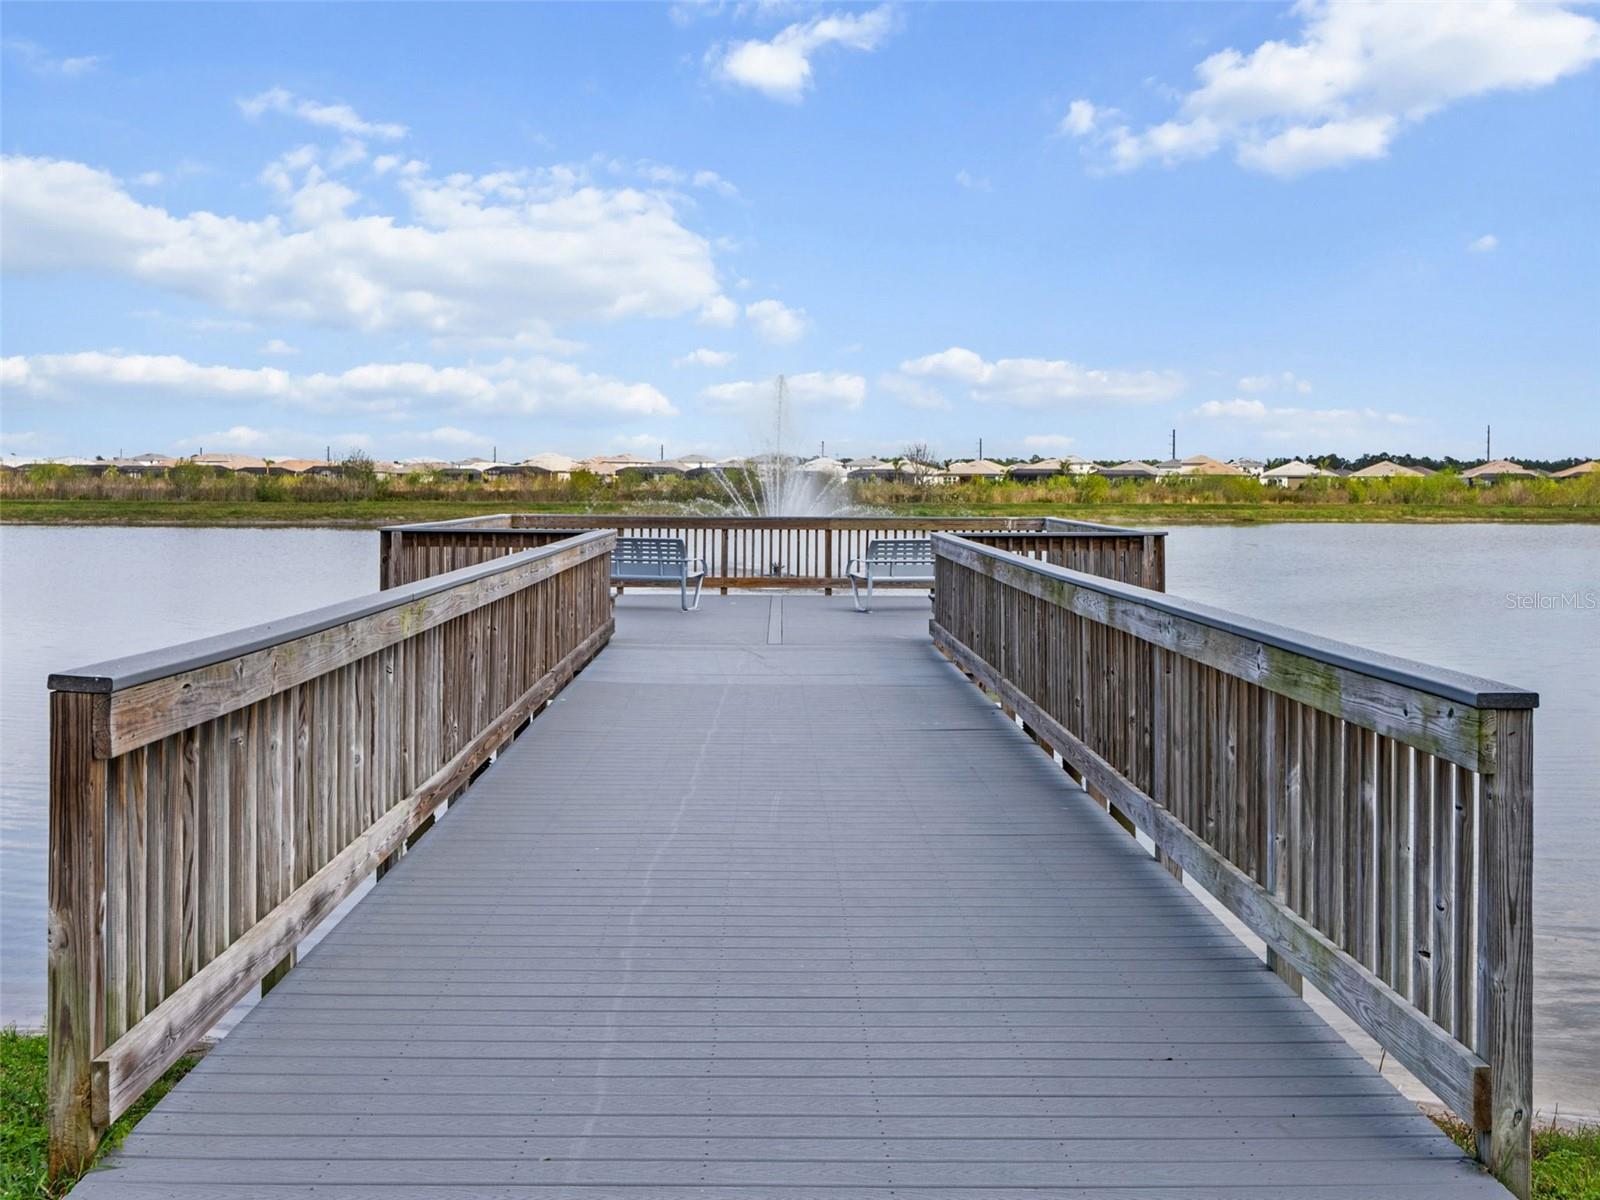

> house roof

[
  {"left": 1553, "top": 460, "right": 1598, "bottom": 478},
  {"left": 1462, "top": 459, "right": 1541, "bottom": 479},
  {"left": 1261, "top": 459, "right": 1320, "bottom": 478},
  {"left": 191, "top": 453, "right": 269, "bottom": 470},
  {"left": 1099, "top": 460, "right": 1160, "bottom": 476},
  {"left": 946, "top": 458, "right": 1007, "bottom": 476},
  {"left": 1008, "top": 458, "right": 1063, "bottom": 473},
  {"left": 520, "top": 452, "right": 580, "bottom": 472},
  {"left": 1350, "top": 460, "right": 1429, "bottom": 478},
  {"left": 269, "top": 459, "right": 332, "bottom": 473}
]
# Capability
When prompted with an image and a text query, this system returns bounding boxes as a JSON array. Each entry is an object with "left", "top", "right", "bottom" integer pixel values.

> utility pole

[
  {"left": 325, "top": 444, "right": 331, "bottom": 464},
  {"left": 493, "top": 444, "right": 498, "bottom": 463},
  {"left": 820, "top": 440, "right": 825, "bottom": 458},
  {"left": 1486, "top": 425, "right": 1492, "bottom": 461},
  {"left": 1171, "top": 429, "right": 1176, "bottom": 460},
  {"left": 659, "top": 443, "right": 665, "bottom": 461},
  {"left": 978, "top": 437, "right": 983, "bottom": 461}
]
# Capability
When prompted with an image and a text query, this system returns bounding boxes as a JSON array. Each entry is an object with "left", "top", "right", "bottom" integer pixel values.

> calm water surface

[{"left": 0, "top": 523, "right": 1595, "bottom": 1114}]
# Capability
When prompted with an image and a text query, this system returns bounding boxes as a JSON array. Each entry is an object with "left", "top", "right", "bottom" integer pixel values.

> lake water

[{"left": 1, "top": 523, "right": 1595, "bottom": 1116}]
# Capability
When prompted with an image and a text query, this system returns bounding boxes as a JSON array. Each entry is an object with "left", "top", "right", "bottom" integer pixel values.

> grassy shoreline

[
  {"left": 2, "top": 498, "right": 1597, "bottom": 527},
  {"left": 0, "top": 1029, "right": 200, "bottom": 1199}
]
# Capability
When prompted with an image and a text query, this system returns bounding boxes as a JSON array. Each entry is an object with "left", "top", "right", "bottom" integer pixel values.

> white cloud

[
  {"left": 703, "top": 371, "right": 865, "bottom": 410},
  {"left": 1058, "top": 99, "right": 1101, "bottom": 138},
  {"left": 1469, "top": 233, "right": 1499, "bottom": 253},
  {"left": 698, "top": 295, "right": 740, "bottom": 327},
  {"left": 954, "top": 169, "right": 991, "bottom": 192},
  {"left": 0, "top": 154, "right": 731, "bottom": 338},
  {"left": 745, "top": 298, "right": 808, "bottom": 343},
  {"left": 1022, "top": 434, "right": 1077, "bottom": 451},
  {"left": 238, "top": 87, "right": 408, "bottom": 140},
  {"left": 1196, "top": 396, "right": 1415, "bottom": 442},
  {"left": 675, "top": 348, "right": 735, "bottom": 367},
  {"left": 897, "top": 346, "right": 1184, "bottom": 407},
  {"left": 2, "top": 38, "right": 103, "bottom": 77},
  {"left": 713, "top": 5, "right": 896, "bottom": 102},
  {"left": 1238, "top": 371, "right": 1312, "bottom": 394},
  {"left": 260, "top": 339, "right": 299, "bottom": 356},
  {"left": 3, "top": 351, "right": 677, "bottom": 419},
  {"left": 1064, "top": 1, "right": 1600, "bottom": 176}
]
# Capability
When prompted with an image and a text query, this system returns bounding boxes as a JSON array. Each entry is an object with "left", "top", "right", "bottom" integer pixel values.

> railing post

[
  {"left": 47, "top": 690, "right": 107, "bottom": 1179},
  {"left": 1479, "top": 709, "right": 1533, "bottom": 1199},
  {"left": 1262, "top": 691, "right": 1303, "bottom": 995}
]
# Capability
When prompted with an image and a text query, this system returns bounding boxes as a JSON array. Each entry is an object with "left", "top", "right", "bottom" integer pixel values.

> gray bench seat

[
  {"left": 846, "top": 538, "right": 935, "bottom": 612},
  {"left": 611, "top": 536, "right": 707, "bottom": 610}
]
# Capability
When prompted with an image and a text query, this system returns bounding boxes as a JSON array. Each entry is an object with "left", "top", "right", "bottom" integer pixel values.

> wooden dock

[{"left": 65, "top": 592, "right": 1507, "bottom": 1198}]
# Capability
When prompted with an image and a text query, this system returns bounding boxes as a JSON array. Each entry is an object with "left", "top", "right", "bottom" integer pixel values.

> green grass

[
  {"left": 1, "top": 497, "right": 1596, "bottom": 527},
  {"left": 0, "top": 1029, "right": 200, "bottom": 1200},
  {"left": 1431, "top": 1114, "right": 1600, "bottom": 1199}
]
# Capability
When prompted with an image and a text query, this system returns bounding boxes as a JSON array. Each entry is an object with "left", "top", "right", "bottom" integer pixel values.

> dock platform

[{"left": 68, "top": 593, "right": 1501, "bottom": 1197}]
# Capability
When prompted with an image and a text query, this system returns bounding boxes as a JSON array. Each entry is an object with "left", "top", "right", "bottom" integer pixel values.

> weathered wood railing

[
  {"left": 930, "top": 533, "right": 1535, "bottom": 1198},
  {"left": 46, "top": 530, "right": 615, "bottom": 1176},
  {"left": 380, "top": 513, "right": 1166, "bottom": 592}
]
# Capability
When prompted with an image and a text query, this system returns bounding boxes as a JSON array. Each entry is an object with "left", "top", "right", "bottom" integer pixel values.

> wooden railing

[
  {"left": 380, "top": 513, "right": 1166, "bottom": 592},
  {"left": 929, "top": 533, "right": 1535, "bottom": 1198},
  {"left": 46, "top": 531, "right": 616, "bottom": 1176}
]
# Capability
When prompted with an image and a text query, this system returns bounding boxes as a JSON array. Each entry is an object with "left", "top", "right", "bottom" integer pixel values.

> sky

[{"left": 1, "top": 0, "right": 1597, "bottom": 465}]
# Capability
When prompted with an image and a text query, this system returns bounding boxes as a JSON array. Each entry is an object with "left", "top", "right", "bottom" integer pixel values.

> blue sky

[{"left": 2, "top": 1, "right": 1596, "bottom": 464}]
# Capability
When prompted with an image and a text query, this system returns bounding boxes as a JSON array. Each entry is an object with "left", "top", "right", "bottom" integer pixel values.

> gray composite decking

[{"left": 73, "top": 594, "right": 1504, "bottom": 1198}]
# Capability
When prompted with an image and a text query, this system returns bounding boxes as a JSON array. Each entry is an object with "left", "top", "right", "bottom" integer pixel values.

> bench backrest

[
  {"left": 865, "top": 538, "right": 935, "bottom": 565},
  {"left": 613, "top": 536, "right": 689, "bottom": 578}
]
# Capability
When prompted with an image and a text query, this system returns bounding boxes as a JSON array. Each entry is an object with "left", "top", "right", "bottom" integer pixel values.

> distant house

[
  {"left": 519, "top": 452, "right": 580, "bottom": 479},
  {"left": 484, "top": 462, "right": 543, "bottom": 479},
  {"left": 801, "top": 456, "right": 847, "bottom": 476},
  {"left": 630, "top": 459, "right": 687, "bottom": 478},
  {"left": 1260, "top": 460, "right": 1321, "bottom": 488},
  {"left": 1231, "top": 458, "right": 1265, "bottom": 476},
  {"left": 1097, "top": 460, "right": 1162, "bottom": 480},
  {"left": 896, "top": 459, "right": 953, "bottom": 485},
  {"left": 267, "top": 459, "right": 338, "bottom": 476},
  {"left": 437, "top": 459, "right": 499, "bottom": 481},
  {"left": 845, "top": 457, "right": 896, "bottom": 480},
  {"left": 1007, "top": 458, "right": 1067, "bottom": 480},
  {"left": 192, "top": 453, "right": 269, "bottom": 475},
  {"left": 1553, "top": 460, "right": 1598, "bottom": 479},
  {"left": 946, "top": 458, "right": 1006, "bottom": 481},
  {"left": 111, "top": 452, "right": 176, "bottom": 476},
  {"left": 1350, "top": 460, "right": 1431, "bottom": 478},
  {"left": 1461, "top": 460, "right": 1543, "bottom": 485},
  {"left": 1009, "top": 456, "right": 1097, "bottom": 479},
  {"left": 1184, "top": 458, "right": 1247, "bottom": 477}
]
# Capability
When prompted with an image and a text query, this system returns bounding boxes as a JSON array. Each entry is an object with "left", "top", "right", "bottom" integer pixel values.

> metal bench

[
  {"left": 612, "top": 536, "right": 707, "bottom": 611},
  {"left": 846, "top": 538, "right": 935, "bottom": 612}
]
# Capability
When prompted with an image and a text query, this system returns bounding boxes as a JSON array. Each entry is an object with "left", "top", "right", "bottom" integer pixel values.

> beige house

[
  {"left": 946, "top": 458, "right": 1007, "bottom": 480},
  {"left": 1462, "top": 460, "right": 1542, "bottom": 484},
  {"left": 1097, "top": 460, "right": 1162, "bottom": 479},
  {"left": 1552, "top": 460, "right": 1597, "bottom": 479},
  {"left": 1350, "top": 460, "right": 1431, "bottom": 478},
  {"left": 520, "top": 452, "right": 581, "bottom": 479},
  {"left": 192, "top": 453, "right": 270, "bottom": 475},
  {"left": 1260, "top": 460, "right": 1321, "bottom": 487}
]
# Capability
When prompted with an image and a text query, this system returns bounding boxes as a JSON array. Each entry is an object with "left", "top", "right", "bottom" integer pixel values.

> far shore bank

[{"left": 3, "top": 499, "right": 1599, "bottom": 528}]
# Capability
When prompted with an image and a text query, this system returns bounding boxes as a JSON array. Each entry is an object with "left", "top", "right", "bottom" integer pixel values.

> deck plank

[{"left": 72, "top": 594, "right": 1503, "bottom": 1197}]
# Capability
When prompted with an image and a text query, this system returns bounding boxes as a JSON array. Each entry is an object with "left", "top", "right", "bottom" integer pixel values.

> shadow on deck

[{"left": 70, "top": 594, "right": 1503, "bottom": 1198}]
